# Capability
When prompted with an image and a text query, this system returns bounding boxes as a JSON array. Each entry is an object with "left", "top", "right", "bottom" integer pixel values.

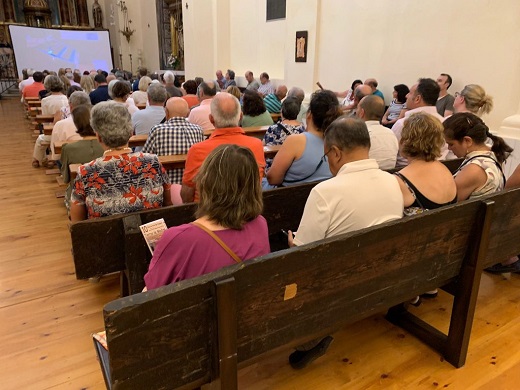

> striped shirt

[{"left": 263, "top": 93, "right": 282, "bottom": 113}]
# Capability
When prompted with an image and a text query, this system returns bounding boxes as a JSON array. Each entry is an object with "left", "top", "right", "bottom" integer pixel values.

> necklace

[{"left": 103, "top": 147, "right": 132, "bottom": 156}]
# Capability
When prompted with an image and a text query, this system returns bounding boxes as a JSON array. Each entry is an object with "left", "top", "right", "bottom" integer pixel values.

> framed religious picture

[{"left": 295, "top": 31, "right": 308, "bottom": 62}]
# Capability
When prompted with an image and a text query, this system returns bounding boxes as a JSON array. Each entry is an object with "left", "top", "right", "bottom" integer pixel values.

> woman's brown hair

[
  {"left": 72, "top": 105, "right": 95, "bottom": 137},
  {"left": 195, "top": 144, "right": 263, "bottom": 229}
]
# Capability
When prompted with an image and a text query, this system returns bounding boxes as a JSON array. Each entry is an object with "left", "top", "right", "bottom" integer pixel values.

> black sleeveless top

[{"left": 394, "top": 172, "right": 457, "bottom": 210}]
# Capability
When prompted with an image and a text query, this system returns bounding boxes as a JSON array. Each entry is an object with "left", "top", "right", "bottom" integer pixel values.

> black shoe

[
  {"left": 410, "top": 296, "right": 422, "bottom": 307},
  {"left": 485, "top": 260, "right": 520, "bottom": 274},
  {"left": 421, "top": 290, "right": 438, "bottom": 299},
  {"left": 289, "top": 336, "right": 333, "bottom": 370}
]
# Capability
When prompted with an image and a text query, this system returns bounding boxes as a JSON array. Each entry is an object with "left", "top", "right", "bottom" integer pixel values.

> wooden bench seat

[
  {"left": 94, "top": 187, "right": 520, "bottom": 389},
  {"left": 35, "top": 115, "right": 54, "bottom": 124}
]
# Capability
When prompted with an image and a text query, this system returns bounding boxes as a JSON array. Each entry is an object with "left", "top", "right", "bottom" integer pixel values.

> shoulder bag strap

[
  {"left": 190, "top": 222, "right": 242, "bottom": 263},
  {"left": 394, "top": 172, "right": 425, "bottom": 210}
]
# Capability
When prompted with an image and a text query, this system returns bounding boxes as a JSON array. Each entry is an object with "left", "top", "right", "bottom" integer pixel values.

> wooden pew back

[{"left": 101, "top": 195, "right": 494, "bottom": 389}]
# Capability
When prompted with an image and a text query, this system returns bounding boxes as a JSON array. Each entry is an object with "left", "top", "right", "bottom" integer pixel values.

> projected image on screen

[{"left": 9, "top": 25, "right": 113, "bottom": 78}]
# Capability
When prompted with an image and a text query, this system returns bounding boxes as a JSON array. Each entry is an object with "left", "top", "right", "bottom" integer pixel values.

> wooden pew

[
  {"left": 70, "top": 158, "right": 463, "bottom": 296},
  {"left": 271, "top": 112, "right": 281, "bottom": 122},
  {"left": 35, "top": 115, "right": 54, "bottom": 124},
  {"left": 53, "top": 126, "right": 270, "bottom": 154},
  {"left": 95, "top": 192, "right": 502, "bottom": 389},
  {"left": 68, "top": 145, "right": 282, "bottom": 179}
]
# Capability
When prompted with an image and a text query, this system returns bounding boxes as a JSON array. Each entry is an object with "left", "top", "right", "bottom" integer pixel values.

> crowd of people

[{"left": 19, "top": 65, "right": 520, "bottom": 369}]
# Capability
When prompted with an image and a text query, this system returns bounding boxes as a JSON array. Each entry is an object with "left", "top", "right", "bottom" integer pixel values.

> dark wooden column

[
  {"left": 76, "top": 0, "right": 90, "bottom": 26},
  {"left": 58, "top": 0, "right": 71, "bottom": 26},
  {"left": 4, "top": 0, "right": 16, "bottom": 23}
]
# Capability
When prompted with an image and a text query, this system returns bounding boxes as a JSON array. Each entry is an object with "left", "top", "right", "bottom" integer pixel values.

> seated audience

[
  {"left": 258, "top": 72, "right": 275, "bottom": 96},
  {"left": 32, "top": 76, "right": 69, "bottom": 168},
  {"left": 381, "top": 84, "right": 409, "bottom": 128},
  {"left": 188, "top": 81, "right": 217, "bottom": 130},
  {"left": 335, "top": 79, "right": 362, "bottom": 108},
  {"left": 286, "top": 117, "right": 403, "bottom": 369},
  {"left": 143, "top": 97, "right": 204, "bottom": 184},
  {"left": 287, "top": 86, "right": 307, "bottom": 124},
  {"left": 443, "top": 112, "right": 511, "bottom": 201},
  {"left": 132, "top": 67, "right": 148, "bottom": 91},
  {"left": 392, "top": 78, "right": 445, "bottom": 166},
  {"left": 263, "top": 98, "right": 305, "bottom": 171},
  {"left": 241, "top": 90, "right": 274, "bottom": 127},
  {"left": 343, "top": 84, "right": 371, "bottom": 115},
  {"left": 436, "top": 73, "right": 455, "bottom": 117},
  {"left": 144, "top": 144, "right": 270, "bottom": 289},
  {"left": 55, "top": 85, "right": 83, "bottom": 122},
  {"left": 266, "top": 89, "right": 341, "bottom": 187},
  {"left": 132, "top": 83, "right": 169, "bottom": 148},
  {"left": 181, "top": 93, "right": 266, "bottom": 203},
  {"left": 50, "top": 91, "right": 91, "bottom": 160},
  {"left": 264, "top": 85, "right": 288, "bottom": 114},
  {"left": 132, "top": 76, "right": 153, "bottom": 105},
  {"left": 163, "top": 70, "right": 183, "bottom": 97},
  {"left": 395, "top": 112, "right": 457, "bottom": 215},
  {"left": 60, "top": 105, "right": 104, "bottom": 212},
  {"left": 226, "top": 85, "right": 242, "bottom": 101},
  {"left": 245, "top": 71, "right": 260, "bottom": 91},
  {"left": 80, "top": 75, "right": 95, "bottom": 95},
  {"left": 215, "top": 70, "right": 225, "bottom": 90},
  {"left": 22, "top": 71, "right": 45, "bottom": 99},
  {"left": 356, "top": 95, "right": 398, "bottom": 169},
  {"left": 70, "top": 101, "right": 172, "bottom": 222},
  {"left": 224, "top": 69, "right": 237, "bottom": 88},
  {"left": 364, "top": 78, "right": 384, "bottom": 101},
  {"left": 181, "top": 79, "right": 200, "bottom": 108},
  {"left": 89, "top": 74, "right": 110, "bottom": 105},
  {"left": 453, "top": 84, "right": 493, "bottom": 116},
  {"left": 109, "top": 80, "right": 138, "bottom": 115},
  {"left": 19, "top": 68, "right": 34, "bottom": 92}
]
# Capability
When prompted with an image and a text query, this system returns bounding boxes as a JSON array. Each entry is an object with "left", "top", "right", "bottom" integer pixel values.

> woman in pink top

[{"left": 145, "top": 144, "right": 270, "bottom": 289}]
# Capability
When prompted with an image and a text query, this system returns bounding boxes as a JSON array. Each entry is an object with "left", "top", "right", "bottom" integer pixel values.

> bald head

[
  {"left": 275, "top": 85, "right": 288, "bottom": 100},
  {"left": 165, "top": 97, "right": 189, "bottom": 119},
  {"left": 210, "top": 92, "right": 242, "bottom": 128},
  {"left": 354, "top": 85, "right": 372, "bottom": 105},
  {"left": 357, "top": 95, "right": 385, "bottom": 121},
  {"left": 364, "top": 78, "right": 378, "bottom": 92}
]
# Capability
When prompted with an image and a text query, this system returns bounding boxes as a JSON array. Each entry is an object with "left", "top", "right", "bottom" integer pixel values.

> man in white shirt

[
  {"left": 286, "top": 118, "right": 403, "bottom": 369},
  {"left": 356, "top": 95, "right": 398, "bottom": 170},
  {"left": 19, "top": 68, "right": 35, "bottom": 92},
  {"left": 391, "top": 78, "right": 446, "bottom": 166}
]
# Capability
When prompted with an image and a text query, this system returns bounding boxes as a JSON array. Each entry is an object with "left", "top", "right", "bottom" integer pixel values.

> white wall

[{"left": 315, "top": 0, "right": 520, "bottom": 130}]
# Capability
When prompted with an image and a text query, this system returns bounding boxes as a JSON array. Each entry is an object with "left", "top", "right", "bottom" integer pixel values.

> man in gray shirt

[
  {"left": 245, "top": 71, "right": 260, "bottom": 91},
  {"left": 436, "top": 73, "right": 455, "bottom": 117},
  {"left": 132, "top": 83, "right": 168, "bottom": 151}
]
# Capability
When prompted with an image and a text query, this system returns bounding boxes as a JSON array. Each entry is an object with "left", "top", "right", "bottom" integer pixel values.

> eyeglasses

[
  {"left": 321, "top": 148, "right": 333, "bottom": 161},
  {"left": 454, "top": 92, "right": 463, "bottom": 98}
]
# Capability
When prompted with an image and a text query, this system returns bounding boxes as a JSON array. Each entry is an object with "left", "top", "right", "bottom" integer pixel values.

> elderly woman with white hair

[
  {"left": 132, "top": 76, "right": 152, "bottom": 105},
  {"left": 70, "top": 101, "right": 172, "bottom": 222}
]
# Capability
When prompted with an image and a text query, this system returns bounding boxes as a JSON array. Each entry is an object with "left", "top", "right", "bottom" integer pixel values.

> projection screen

[{"left": 9, "top": 25, "right": 113, "bottom": 77}]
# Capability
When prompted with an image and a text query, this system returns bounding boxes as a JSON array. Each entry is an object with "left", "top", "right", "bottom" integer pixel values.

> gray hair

[
  {"left": 287, "top": 87, "right": 305, "bottom": 104},
  {"left": 147, "top": 83, "right": 168, "bottom": 104},
  {"left": 69, "top": 91, "right": 91, "bottom": 107},
  {"left": 163, "top": 71, "right": 175, "bottom": 84},
  {"left": 27, "top": 68, "right": 35, "bottom": 76},
  {"left": 91, "top": 101, "right": 133, "bottom": 148},
  {"left": 107, "top": 79, "right": 118, "bottom": 98},
  {"left": 325, "top": 117, "right": 371, "bottom": 151},
  {"left": 210, "top": 93, "right": 241, "bottom": 128},
  {"left": 65, "top": 72, "right": 74, "bottom": 80},
  {"left": 44, "top": 75, "right": 64, "bottom": 92}
]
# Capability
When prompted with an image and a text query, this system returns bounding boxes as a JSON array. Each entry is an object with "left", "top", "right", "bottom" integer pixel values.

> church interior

[{"left": 1, "top": 0, "right": 520, "bottom": 389}]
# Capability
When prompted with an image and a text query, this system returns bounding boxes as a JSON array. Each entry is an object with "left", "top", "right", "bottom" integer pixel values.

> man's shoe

[
  {"left": 289, "top": 336, "right": 333, "bottom": 370},
  {"left": 484, "top": 260, "right": 520, "bottom": 274},
  {"left": 421, "top": 289, "right": 438, "bottom": 299}
]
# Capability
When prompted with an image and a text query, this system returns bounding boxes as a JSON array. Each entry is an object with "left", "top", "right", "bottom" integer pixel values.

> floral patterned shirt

[
  {"left": 71, "top": 153, "right": 170, "bottom": 219},
  {"left": 263, "top": 122, "right": 305, "bottom": 171}
]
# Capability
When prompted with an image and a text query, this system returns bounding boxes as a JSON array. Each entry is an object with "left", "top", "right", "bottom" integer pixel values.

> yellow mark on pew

[{"left": 284, "top": 283, "right": 297, "bottom": 301}]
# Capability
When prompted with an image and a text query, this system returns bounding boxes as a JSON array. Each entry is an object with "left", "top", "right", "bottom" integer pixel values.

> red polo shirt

[
  {"left": 182, "top": 127, "right": 266, "bottom": 200},
  {"left": 22, "top": 82, "right": 46, "bottom": 99}
]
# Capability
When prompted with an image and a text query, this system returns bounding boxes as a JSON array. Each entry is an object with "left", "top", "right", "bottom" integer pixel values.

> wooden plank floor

[{"left": 0, "top": 97, "right": 519, "bottom": 389}]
